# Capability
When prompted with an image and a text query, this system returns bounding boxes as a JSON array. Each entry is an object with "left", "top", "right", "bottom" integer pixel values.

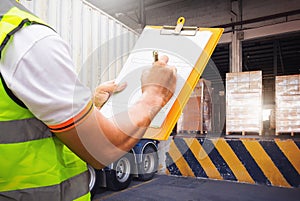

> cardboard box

[{"left": 177, "top": 79, "right": 212, "bottom": 133}]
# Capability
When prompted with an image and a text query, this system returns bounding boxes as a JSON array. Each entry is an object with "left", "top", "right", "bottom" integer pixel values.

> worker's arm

[{"left": 54, "top": 56, "right": 177, "bottom": 169}]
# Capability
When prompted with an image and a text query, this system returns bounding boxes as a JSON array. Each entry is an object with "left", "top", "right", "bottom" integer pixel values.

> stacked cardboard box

[
  {"left": 226, "top": 71, "right": 262, "bottom": 135},
  {"left": 275, "top": 74, "right": 300, "bottom": 136},
  {"left": 177, "top": 79, "right": 212, "bottom": 134}
]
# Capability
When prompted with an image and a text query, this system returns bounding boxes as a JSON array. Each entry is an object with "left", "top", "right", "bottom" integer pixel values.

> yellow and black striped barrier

[{"left": 165, "top": 137, "right": 300, "bottom": 188}]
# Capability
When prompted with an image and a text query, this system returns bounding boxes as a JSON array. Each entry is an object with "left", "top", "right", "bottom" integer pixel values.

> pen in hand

[{"left": 153, "top": 50, "right": 158, "bottom": 62}]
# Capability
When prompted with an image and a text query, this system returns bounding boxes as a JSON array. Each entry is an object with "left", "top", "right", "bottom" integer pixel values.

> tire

[
  {"left": 88, "top": 165, "right": 102, "bottom": 198},
  {"left": 106, "top": 153, "right": 133, "bottom": 191},
  {"left": 138, "top": 145, "right": 158, "bottom": 181}
]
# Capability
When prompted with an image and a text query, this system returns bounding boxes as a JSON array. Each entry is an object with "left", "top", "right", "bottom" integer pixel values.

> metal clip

[
  {"left": 160, "top": 17, "right": 198, "bottom": 36},
  {"left": 174, "top": 17, "right": 185, "bottom": 34}
]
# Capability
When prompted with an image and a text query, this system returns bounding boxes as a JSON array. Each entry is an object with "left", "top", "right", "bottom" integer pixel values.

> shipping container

[{"left": 20, "top": 0, "right": 139, "bottom": 90}]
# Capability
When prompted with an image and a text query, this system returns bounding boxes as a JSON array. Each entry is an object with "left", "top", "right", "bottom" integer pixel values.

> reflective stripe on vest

[
  {"left": 0, "top": 1, "right": 90, "bottom": 200},
  {"left": 0, "top": 118, "right": 52, "bottom": 143},
  {"left": 0, "top": 171, "right": 90, "bottom": 201},
  {"left": 0, "top": 118, "right": 90, "bottom": 198}
]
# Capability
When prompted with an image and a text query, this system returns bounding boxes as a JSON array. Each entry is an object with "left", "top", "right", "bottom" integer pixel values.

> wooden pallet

[
  {"left": 226, "top": 131, "right": 262, "bottom": 136},
  {"left": 275, "top": 132, "right": 299, "bottom": 137},
  {"left": 177, "top": 130, "right": 208, "bottom": 135}
]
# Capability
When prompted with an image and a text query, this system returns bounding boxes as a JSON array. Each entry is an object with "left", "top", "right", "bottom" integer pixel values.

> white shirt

[{"left": 0, "top": 24, "right": 92, "bottom": 131}]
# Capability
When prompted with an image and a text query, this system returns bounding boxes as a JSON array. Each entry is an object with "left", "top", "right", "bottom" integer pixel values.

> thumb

[
  {"left": 95, "top": 81, "right": 117, "bottom": 94},
  {"left": 115, "top": 82, "right": 127, "bottom": 93}
]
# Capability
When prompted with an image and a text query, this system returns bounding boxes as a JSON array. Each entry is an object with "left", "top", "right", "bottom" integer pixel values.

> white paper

[{"left": 100, "top": 27, "right": 212, "bottom": 128}]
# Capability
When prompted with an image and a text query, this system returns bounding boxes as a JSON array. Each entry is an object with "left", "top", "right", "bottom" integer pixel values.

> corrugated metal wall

[{"left": 20, "top": 0, "right": 138, "bottom": 89}]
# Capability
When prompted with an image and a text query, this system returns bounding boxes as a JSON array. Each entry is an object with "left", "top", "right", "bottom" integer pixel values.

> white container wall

[{"left": 20, "top": 0, "right": 138, "bottom": 90}]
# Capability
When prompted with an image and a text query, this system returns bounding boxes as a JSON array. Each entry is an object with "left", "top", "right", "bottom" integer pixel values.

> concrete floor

[{"left": 93, "top": 174, "right": 300, "bottom": 201}]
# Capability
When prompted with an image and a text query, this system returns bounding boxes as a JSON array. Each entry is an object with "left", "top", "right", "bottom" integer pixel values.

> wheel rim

[
  {"left": 88, "top": 165, "right": 96, "bottom": 191},
  {"left": 143, "top": 154, "right": 155, "bottom": 173},
  {"left": 115, "top": 157, "right": 131, "bottom": 183}
]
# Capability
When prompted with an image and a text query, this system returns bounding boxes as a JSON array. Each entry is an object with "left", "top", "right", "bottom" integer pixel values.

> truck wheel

[
  {"left": 138, "top": 145, "right": 158, "bottom": 181},
  {"left": 106, "top": 153, "right": 133, "bottom": 191},
  {"left": 88, "top": 165, "right": 101, "bottom": 198}
]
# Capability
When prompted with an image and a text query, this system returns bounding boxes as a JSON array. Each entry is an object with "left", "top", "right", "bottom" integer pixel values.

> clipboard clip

[{"left": 160, "top": 17, "right": 198, "bottom": 36}]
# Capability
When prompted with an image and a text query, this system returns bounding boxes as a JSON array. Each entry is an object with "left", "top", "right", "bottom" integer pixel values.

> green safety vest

[{"left": 0, "top": 1, "right": 90, "bottom": 200}]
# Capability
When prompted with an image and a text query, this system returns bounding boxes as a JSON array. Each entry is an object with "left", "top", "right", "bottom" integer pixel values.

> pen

[{"left": 153, "top": 50, "right": 158, "bottom": 62}]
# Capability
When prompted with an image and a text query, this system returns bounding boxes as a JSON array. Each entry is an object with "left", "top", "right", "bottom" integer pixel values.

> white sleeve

[{"left": 1, "top": 25, "right": 92, "bottom": 127}]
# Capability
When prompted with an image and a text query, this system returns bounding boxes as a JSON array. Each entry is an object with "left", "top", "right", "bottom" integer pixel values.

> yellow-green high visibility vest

[{"left": 0, "top": 1, "right": 91, "bottom": 200}]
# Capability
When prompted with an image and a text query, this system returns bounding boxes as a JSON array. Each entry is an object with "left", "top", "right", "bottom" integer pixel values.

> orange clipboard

[
  {"left": 100, "top": 18, "right": 223, "bottom": 141},
  {"left": 143, "top": 24, "right": 223, "bottom": 140}
]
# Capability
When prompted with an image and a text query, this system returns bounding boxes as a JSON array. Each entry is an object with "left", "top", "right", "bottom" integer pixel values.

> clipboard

[{"left": 100, "top": 17, "right": 223, "bottom": 140}]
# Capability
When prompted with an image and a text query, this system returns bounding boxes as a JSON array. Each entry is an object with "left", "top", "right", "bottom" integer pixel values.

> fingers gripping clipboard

[{"left": 100, "top": 17, "right": 223, "bottom": 140}]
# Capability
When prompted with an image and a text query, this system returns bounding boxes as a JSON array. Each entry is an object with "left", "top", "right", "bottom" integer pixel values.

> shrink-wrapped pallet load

[
  {"left": 226, "top": 71, "right": 263, "bottom": 135},
  {"left": 275, "top": 74, "right": 300, "bottom": 136}
]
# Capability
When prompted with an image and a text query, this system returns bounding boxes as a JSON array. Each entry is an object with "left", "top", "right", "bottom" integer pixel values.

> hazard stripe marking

[
  {"left": 212, "top": 138, "right": 255, "bottom": 184},
  {"left": 275, "top": 139, "right": 300, "bottom": 174},
  {"left": 295, "top": 141, "right": 300, "bottom": 150},
  {"left": 166, "top": 152, "right": 181, "bottom": 176},
  {"left": 227, "top": 140, "right": 271, "bottom": 185},
  {"left": 199, "top": 139, "right": 237, "bottom": 181},
  {"left": 174, "top": 138, "right": 208, "bottom": 178},
  {"left": 165, "top": 168, "right": 170, "bottom": 175},
  {"left": 168, "top": 140, "right": 194, "bottom": 177},
  {"left": 184, "top": 138, "right": 223, "bottom": 180},
  {"left": 166, "top": 138, "right": 299, "bottom": 188},
  {"left": 242, "top": 140, "right": 290, "bottom": 187},
  {"left": 260, "top": 141, "right": 300, "bottom": 187}
]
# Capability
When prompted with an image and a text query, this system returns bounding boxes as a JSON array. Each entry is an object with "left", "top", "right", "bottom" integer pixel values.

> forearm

[
  {"left": 55, "top": 94, "right": 163, "bottom": 169},
  {"left": 100, "top": 93, "right": 163, "bottom": 150}
]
